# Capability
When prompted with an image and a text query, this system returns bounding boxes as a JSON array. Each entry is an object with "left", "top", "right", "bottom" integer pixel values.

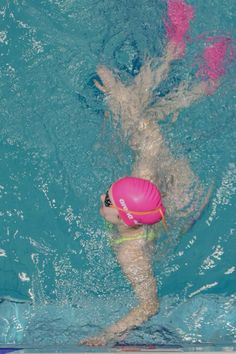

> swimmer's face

[{"left": 100, "top": 187, "right": 121, "bottom": 225}]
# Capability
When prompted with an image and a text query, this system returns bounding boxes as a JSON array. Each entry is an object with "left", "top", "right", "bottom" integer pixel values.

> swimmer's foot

[
  {"left": 94, "top": 65, "right": 119, "bottom": 95},
  {"left": 94, "top": 78, "right": 108, "bottom": 94}
]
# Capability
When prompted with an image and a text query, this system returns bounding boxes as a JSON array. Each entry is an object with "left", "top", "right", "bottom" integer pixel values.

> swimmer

[
  {"left": 79, "top": 45, "right": 213, "bottom": 347},
  {"left": 80, "top": 0, "right": 230, "bottom": 346}
]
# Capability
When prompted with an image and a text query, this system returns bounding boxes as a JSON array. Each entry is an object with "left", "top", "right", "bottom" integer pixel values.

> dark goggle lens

[{"left": 104, "top": 190, "right": 112, "bottom": 207}]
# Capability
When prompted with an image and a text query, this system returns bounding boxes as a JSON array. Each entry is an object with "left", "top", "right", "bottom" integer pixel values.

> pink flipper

[
  {"left": 165, "top": 0, "right": 195, "bottom": 58},
  {"left": 197, "top": 39, "right": 229, "bottom": 80},
  {"left": 196, "top": 37, "right": 234, "bottom": 94}
]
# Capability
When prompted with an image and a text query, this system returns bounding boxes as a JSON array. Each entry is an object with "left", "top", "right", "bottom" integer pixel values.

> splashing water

[{"left": 165, "top": 0, "right": 194, "bottom": 57}]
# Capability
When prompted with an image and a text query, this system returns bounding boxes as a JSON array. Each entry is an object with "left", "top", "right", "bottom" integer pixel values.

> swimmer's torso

[{"left": 131, "top": 120, "right": 207, "bottom": 224}]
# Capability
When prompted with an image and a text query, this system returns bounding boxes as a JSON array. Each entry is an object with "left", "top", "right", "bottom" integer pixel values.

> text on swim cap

[{"left": 119, "top": 198, "right": 134, "bottom": 220}]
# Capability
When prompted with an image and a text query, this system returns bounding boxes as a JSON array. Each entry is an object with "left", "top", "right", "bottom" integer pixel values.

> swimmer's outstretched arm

[
  {"left": 80, "top": 240, "right": 159, "bottom": 346},
  {"left": 145, "top": 79, "right": 215, "bottom": 122}
]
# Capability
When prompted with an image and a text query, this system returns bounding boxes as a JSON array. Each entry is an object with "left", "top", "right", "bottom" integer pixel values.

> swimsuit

[{"left": 104, "top": 221, "right": 161, "bottom": 246}]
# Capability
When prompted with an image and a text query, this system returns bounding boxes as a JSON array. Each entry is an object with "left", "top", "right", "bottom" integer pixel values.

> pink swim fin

[
  {"left": 197, "top": 38, "right": 229, "bottom": 81},
  {"left": 196, "top": 37, "right": 235, "bottom": 94},
  {"left": 165, "top": 0, "right": 194, "bottom": 58}
]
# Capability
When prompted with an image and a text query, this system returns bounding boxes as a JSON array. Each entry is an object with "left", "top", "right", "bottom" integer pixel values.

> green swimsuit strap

[
  {"left": 111, "top": 229, "right": 157, "bottom": 245},
  {"left": 104, "top": 221, "right": 159, "bottom": 245}
]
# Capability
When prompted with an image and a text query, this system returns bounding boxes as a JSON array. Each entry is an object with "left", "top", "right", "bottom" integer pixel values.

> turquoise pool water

[{"left": 0, "top": 0, "right": 236, "bottom": 351}]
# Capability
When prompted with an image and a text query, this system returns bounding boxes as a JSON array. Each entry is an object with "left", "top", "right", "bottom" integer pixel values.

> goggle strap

[
  {"left": 159, "top": 208, "right": 168, "bottom": 231},
  {"left": 112, "top": 205, "right": 168, "bottom": 230}
]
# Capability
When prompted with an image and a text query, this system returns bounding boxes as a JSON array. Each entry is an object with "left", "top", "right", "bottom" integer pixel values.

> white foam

[
  {"left": 18, "top": 272, "right": 30, "bottom": 282},
  {"left": 0, "top": 31, "right": 7, "bottom": 44},
  {"left": 199, "top": 245, "right": 224, "bottom": 274},
  {"left": 225, "top": 267, "right": 235, "bottom": 275},
  {"left": 0, "top": 249, "right": 7, "bottom": 257},
  {"left": 207, "top": 163, "right": 236, "bottom": 226}
]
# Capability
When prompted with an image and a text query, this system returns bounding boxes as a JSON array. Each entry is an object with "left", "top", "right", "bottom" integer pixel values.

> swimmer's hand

[
  {"left": 80, "top": 330, "right": 123, "bottom": 346},
  {"left": 80, "top": 325, "right": 128, "bottom": 346},
  {"left": 80, "top": 334, "right": 108, "bottom": 346}
]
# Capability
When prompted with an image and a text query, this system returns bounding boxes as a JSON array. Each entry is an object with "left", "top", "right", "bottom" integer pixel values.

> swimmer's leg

[
  {"left": 152, "top": 42, "right": 185, "bottom": 88},
  {"left": 95, "top": 66, "right": 136, "bottom": 115},
  {"left": 145, "top": 79, "right": 216, "bottom": 122},
  {"left": 95, "top": 65, "right": 136, "bottom": 132},
  {"left": 94, "top": 43, "right": 186, "bottom": 136},
  {"left": 133, "top": 43, "right": 181, "bottom": 109}
]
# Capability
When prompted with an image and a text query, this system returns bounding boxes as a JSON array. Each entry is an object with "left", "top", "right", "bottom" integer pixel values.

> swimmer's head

[{"left": 100, "top": 176, "right": 166, "bottom": 227}]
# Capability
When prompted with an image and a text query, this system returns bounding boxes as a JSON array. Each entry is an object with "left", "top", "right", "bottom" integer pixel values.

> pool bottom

[
  {"left": 0, "top": 344, "right": 236, "bottom": 353},
  {"left": 0, "top": 294, "right": 235, "bottom": 351}
]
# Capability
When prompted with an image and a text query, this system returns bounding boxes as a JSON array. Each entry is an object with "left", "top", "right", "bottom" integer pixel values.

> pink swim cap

[{"left": 111, "top": 176, "right": 166, "bottom": 227}]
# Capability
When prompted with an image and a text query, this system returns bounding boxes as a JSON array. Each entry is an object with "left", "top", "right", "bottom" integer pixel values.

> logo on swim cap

[{"left": 119, "top": 198, "right": 134, "bottom": 220}]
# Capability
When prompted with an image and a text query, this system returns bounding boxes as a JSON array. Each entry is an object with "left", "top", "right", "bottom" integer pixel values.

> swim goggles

[
  {"left": 104, "top": 190, "right": 113, "bottom": 207},
  {"left": 104, "top": 190, "right": 168, "bottom": 230}
]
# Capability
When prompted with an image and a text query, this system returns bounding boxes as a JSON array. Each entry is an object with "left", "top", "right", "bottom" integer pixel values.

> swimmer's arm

[
  {"left": 104, "top": 241, "right": 159, "bottom": 341},
  {"left": 80, "top": 240, "right": 159, "bottom": 346},
  {"left": 180, "top": 183, "right": 214, "bottom": 234}
]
